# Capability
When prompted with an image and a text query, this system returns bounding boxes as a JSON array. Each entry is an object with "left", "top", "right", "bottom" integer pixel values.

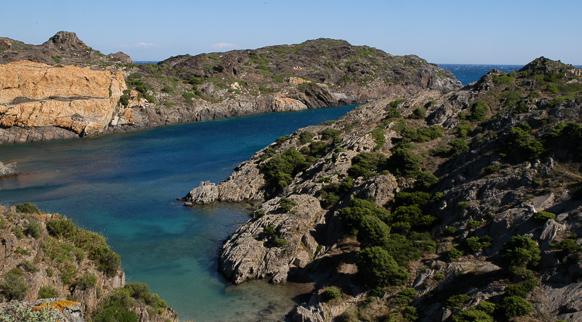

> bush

[
  {"left": 18, "top": 260, "right": 38, "bottom": 273},
  {"left": 503, "top": 125, "right": 544, "bottom": 162},
  {"left": 447, "top": 293, "right": 470, "bottom": 309},
  {"left": 357, "top": 247, "right": 408, "bottom": 287},
  {"left": 321, "top": 128, "right": 341, "bottom": 143},
  {"left": 93, "top": 283, "right": 167, "bottom": 322},
  {"left": 0, "top": 268, "right": 28, "bottom": 301},
  {"left": 371, "top": 127, "right": 385, "bottom": 150},
  {"left": 467, "top": 101, "right": 488, "bottom": 122},
  {"left": 46, "top": 218, "right": 77, "bottom": 239},
  {"left": 533, "top": 211, "right": 556, "bottom": 223},
  {"left": 394, "top": 191, "right": 432, "bottom": 208},
  {"left": 320, "top": 286, "right": 342, "bottom": 302},
  {"left": 348, "top": 152, "right": 386, "bottom": 179},
  {"left": 25, "top": 220, "right": 42, "bottom": 239},
  {"left": 502, "top": 235, "right": 541, "bottom": 269},
  {"left": 339, "top": 198, "right": 391, "bottom": 230},
  {"left": 277, "top": 198, "right": 297, "bottom": 213},
  {"left": 74, "top": 273, "right": 97, "bottom": 290},
  {"left": 37, "top": 286, "right": 59, "bottom": 299},
  {"left": 261, "top": 148, "right": 311, "bottom": 194},
  {"left": 414, "top": 171, "right": 439, "bottom": 190},
  {"left": 383, "top": 233, "right": 422, "bottom": 265},
  {"left": 500, "top": 296, "right": 532, "bottom": 318},
  {"left": 412, "top": 107, "right": 426, "bottom": 119},
  {"left": 357, "top": 215, "right": 390, "bottom": 247},
  {"left": 453, "top": 308, "right": 493, "bottom": 322},
  {"left": 444, "top": 246, "right": 463, "bottom": 262},
  {"left": 449, "top": 138, "right": 470, "bottom": 156},
  {"left": 400, "top": 124, "right": 444, "bottom": 143},
  {"left": 299, "top": 131, "right": 315, "bottom": 144},
  {"left": 544, "top": 122, "right": 582, "bottom": 160},
  {"left": 386, "top": 145, "right": 421, "bottom": 177},
  {"left": 15, "top": 202, "right": 40, "bottom": 214},
  {"left": 464, "top": 236, "right": 492, "bottom": 254}
]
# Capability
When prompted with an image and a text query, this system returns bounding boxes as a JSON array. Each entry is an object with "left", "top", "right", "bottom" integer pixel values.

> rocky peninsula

[
  {"left": 0, "top": 203, "right": 177, "bottom": 321},
  {"left": 185, "top": 57, "right": 582, "bottom": 321},
  {"left": 0, "top": 32, "right": 459, "bottom": 144}
]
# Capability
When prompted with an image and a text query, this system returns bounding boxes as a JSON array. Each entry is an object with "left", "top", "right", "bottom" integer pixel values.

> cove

[{"left": 0, "top": 105, "right": 355, "bottom": 321}]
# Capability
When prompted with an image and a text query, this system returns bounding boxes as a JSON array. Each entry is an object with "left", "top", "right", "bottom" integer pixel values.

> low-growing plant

[
  {"left": 15, "top": 202, "right": 40, "bottom": 214},
  {"left": 37, "top": 286, "right": 59, "bottom": 299},
  {"left": 532, "top": 211, "right": 556, "bottom": 223},
  {"left": 357, "top": 246, "right": 408, "bottom": 287},
  {"left": 500, "top": 295, "right": 532, "bottom": 318},
  {"left": 320, "top": 286, "right": 342, "bottom": 302},
  {"left": 0, "top": 268, "right": 28, "bottom": 301},
  {"left": 502, "top": 235, "right": 541, "bottom": 269}
]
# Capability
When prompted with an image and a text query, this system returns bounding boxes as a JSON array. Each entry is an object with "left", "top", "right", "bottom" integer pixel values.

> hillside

[
  {"left": 184, "top": 57, "right": 582, "bottom": 321},
  {"left": 0, "top": 32, "right": 459, "bottom": 144},
  {"left": 0, "top": 203, "right": 177, "bottom": 321}
]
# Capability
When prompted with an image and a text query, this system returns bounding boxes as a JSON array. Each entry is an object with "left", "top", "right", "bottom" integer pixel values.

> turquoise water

[{"left": 0, "top": 106, "right": 354, "bottom": 321}]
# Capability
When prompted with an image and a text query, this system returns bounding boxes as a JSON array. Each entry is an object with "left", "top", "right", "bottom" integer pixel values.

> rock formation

[
  {"left": 0, "top": 60, "right": 127, "bottom": 143},
  {"left": 0, "top": 204, "right": 177, "bottom": 321},
  {"left": 185, "top": 57, "right": 582, "bottom": 321}
]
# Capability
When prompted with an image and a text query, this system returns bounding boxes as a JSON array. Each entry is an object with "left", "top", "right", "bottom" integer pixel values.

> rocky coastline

[{"left": 185, "top": 57, "right": 582, "bottom": 321}]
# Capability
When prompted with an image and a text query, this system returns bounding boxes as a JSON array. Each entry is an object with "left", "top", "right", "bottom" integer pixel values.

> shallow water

[{"left": 0, "top": 105, "right": 354, "bottom": 321}]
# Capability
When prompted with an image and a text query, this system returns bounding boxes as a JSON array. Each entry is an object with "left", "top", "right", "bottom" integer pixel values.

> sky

[{"left": 1, "top": 0, "right": 581, "bottom": 65}]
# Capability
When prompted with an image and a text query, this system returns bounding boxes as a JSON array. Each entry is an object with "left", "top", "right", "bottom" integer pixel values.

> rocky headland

[
  {"left": 0, "top": 203, "right": 177, "bottom": 321},
  {"left": 185, "top": 57, "right": 582, "bottom": 321},
  {"left": 0, "top": 32, "right": 460, "bottom": 144}
]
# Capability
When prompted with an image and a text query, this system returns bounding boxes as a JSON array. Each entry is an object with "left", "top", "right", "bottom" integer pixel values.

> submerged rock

[{"left": 0, "top": 161, "right": 16, "bottom": 177}]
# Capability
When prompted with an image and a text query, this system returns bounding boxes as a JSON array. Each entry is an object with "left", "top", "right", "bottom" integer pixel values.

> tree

[
  {"left": 357, "top": 247, "right": 408, "bottom": 287},
  {"left": 502, "top": 235, "right": 541, "bottom": 269}
]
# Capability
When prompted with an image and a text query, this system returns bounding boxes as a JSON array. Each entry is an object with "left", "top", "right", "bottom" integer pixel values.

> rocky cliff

[
  {"left": 185, "top": 57, "right": 582, "bottom": 321},
  {"left": 0, "top": 32, "right": 460, "bottom": 143},
  {"left": 0, "top": 61, "right": 127, "bottom": 143},
  {"left": 0, "top": 203, "right": 177, "bottom": 322}
]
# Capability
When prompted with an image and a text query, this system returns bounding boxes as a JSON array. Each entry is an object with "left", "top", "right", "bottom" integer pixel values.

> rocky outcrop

[
  {"left": 0, "top": 204, "right": 177, "bottom": 321},
  {"left": 0, "top": 161, "right": 15, "bottom": 177},
  {"left": 0, "top": 31, "right": 132, "bottom": 66},
  {"left": 220, "top": 194, "right": 325, "bottom": 284},
  {"left": 0, "top": 61, "right": 126, "bottom": 143},
  {"left": 185, "top": 57, "right": 582, "bottom": 321}
]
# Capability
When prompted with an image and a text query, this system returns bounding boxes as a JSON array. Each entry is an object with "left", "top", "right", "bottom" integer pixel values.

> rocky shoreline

[
  {"left": 0, "top": 32, "right": 459, "bottom": 144},
  {"left": 185, "top": 58, "right": 582, "bottom": 321}
]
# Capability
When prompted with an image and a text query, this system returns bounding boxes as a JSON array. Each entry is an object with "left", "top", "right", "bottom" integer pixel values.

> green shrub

[
  {"left": 371, "top": 127, "right": 385, "bottom": 150},
  {"left": 320, "top": 286, "right": 342, "bottom": 302},
  {"left": 502, "top": 235, "right": 541, "bottom": 269},
  {"left": 414, "top": 171, "right": 439, "bottom": 190},
  {"left": 15, "top": 202, "right": 40, "bottom": 214},
  {"left": 37, "top": 286, "right": 59, "bottom": 299},
  {"left": 444, "top": 246, "right": 463, "bottom": 262},
  {"left": 25, "top": 220, "right": 42, "bottom": 239},
  {"left": 339, "top": 198, "right": 391, "bottom": 230},
  {"left": 500, "top": 296, "right": 532, "bottom": 318},
  {"left": 412, "top": 107, "right": 426, "bottom": 119},
  {"left": 467, "top": 101, "right": 488, "bottom": 122},
  {"left": 505, "top": 277, "right": 538, "bottom": 298},
  {"left": 482, "top": 163, "right": 502, "bottom": 176},
  {"left": 400, "top": 124, "right": 444, "bottom": 143},
  {"left": 357, "top": 215, "right": 390, "bottom": 247},
  {"left": 46, "top": 218, "right": 77, "bottom": 239},
  {"left": 453, "top": 308, "right": 494, "bottom": 322},
  {"left": 394, "top": 191, "right": 432, "bottom": 208},
  {"left": 385, "top": 145, "right": 421, "bottom": 177},
  {"left": 464, "top": 236, "right": 492, "bottom": 254},
  {"left": 348, "top": 152, "right": 386, "bottom": 179},
  {"left": 299, "top": 131, "right": 315, "bottom": 144},
  {"left": 447, "top": 293, "right": 470, "bottom": 309},
  {"left": 456, "top": 121, "right": 473, "bottom": 138},
  {"left": 0, "top": 268, "right": 28, "bottom": 301},
  {"left": 260, "top": 148, "right": 311, "bottom": 194},
  {"left": 503, "top": 125, "right": 544, "bottom": 162},
  {"left": 182, "top": 91, "right": 196, "bottom": 103},
  {"left": 277, "top": 198, "right": 297, "bottom": 213},
  {"left": 533, "top": 211, "right": 556, "bottom": 223},
  {"left": 391, "top": 205, "right": 435, "bottom": 231},
  {"left": 545, "top": 122, "right": 582, "bottom": 160},
  {"left": 119, "top": 90, "right": 130, "bottom": 107},
  {"left": 383, "top": 233, "right": 422, "bottom": 265},
  {"left": 74, "top": 273, "right": 97, "bottom": 290},
  {"left": 321, "top": 128, "right": 341, "bottom": 142},
  {"left": 449, "top": 138, "right": 470, "bottom": 156},
  {"left": 261, "top": 224, "right": 287, "bottom": 248},
  {"left": 357, "top": 247, "right": 408, "bottom": 287}
]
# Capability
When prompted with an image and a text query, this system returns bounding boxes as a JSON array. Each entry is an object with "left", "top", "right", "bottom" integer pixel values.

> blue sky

[{"left": 1, "top": 0, "right": 580, "bottom": 64}]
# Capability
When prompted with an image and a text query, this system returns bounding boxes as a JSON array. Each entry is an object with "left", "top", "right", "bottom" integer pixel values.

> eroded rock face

[
  {"left": 220, "top": 194, "right": 325, "bottom": 284},
  {"left": 0, "top": 61, "right": 126, "bottom": 142}
]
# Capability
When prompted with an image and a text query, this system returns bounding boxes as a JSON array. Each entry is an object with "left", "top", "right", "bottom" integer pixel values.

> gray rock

[{"left": 0, "top": 161, "right": 16, "bottom": 177}]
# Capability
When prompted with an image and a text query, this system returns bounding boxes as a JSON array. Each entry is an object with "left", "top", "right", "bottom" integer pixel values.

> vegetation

[
  {"left": 37, "top": 286, "right": 59, "bottom": 299},
  {"left": 0, "top": 268, "right": 28, "bottom": 301},
  {"left": 533, "top": 211, "right": 556, "bottom": 223},
  {"left": 15, "top": 202, "right": 40, "bottom": 214},
  {"left": 93, "top": 283, "right": 168, "bottom": 322},
  {"left": 260, "top": 148, "right": 312, "bottom": 195},
  {"left": 348, "top": 152, "right": 386, "bottom": 178},
  {"left": 502, "top": 235, "right": 541, "bottom": 269},
  {"left": 357, "top": 247, "right": 408, "bottom": 287},
  {"left": 320, "top": 286, "right": 342, "bottom": 302},
  {"left": 503, "top": 124, "right": 544, "bottom": 163}
]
